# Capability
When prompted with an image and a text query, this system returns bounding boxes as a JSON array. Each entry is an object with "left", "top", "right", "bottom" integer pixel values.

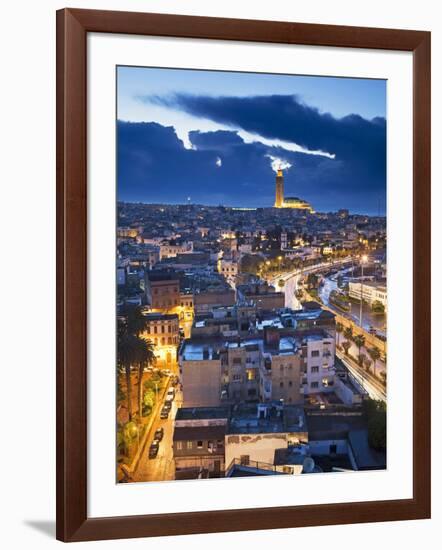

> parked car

[
  {"left": 154, "top": 427, "right": 164, "bottom": 441},
  {"left": 166, "top": 388, "right": 175, "bottom": 401},
  {"left": 148, "top": 439, "right": 160, "bottom": 459},
  {"left": 160, "top": 407, "right": 169, "bottom": 419},
  {"left": 163, "top": 400, "right": 172, "bottom": 411}
]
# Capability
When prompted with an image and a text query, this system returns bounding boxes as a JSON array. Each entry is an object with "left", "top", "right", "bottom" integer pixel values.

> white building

[
  {"left": 348, "top": 281, "right": 387, "bottom": 311},
  {"left": 218, "top": 258, "right": 238, "bottom": 287},
  {"left": 300, "top": 334, "right": 335, "bottom": 395},
  {"left": 159, "top": 240, "right": 193, "bottom": 259}
]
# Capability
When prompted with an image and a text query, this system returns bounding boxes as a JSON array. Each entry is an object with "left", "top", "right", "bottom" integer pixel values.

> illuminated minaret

[{"left": 274, "top": 168, "right": 284, "bottom": 208}]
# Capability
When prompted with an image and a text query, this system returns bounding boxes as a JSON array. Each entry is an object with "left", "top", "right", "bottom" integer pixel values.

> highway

[{"left": 269, "top": 257, "right": 354, "bottom": 309}]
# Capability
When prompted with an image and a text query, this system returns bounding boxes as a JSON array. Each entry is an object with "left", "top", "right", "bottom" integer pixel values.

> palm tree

[
  {"left": 118, "top": 332, "right": 139, "bottom": 422},
  {"left": 336, "top": 322, "right": 344, "bottom": 347},
  {"left": 134, "top": 337, "right": 156, "bottom": 420},
  {"left": 342, "top": 340, "right": 351, "bottom": 355},
  {"left": 353, "top": 334, "right": 366, "bottom": 366},
  {"left": 121, "top": 304, "right": 149, "bottom": 336},
  {"left": 117, "top": 306, "right": 151, "bottom": 422},
  {"left": 368, "top": 346, "right": 381, "bottom": 377},
  {"left": 344, "top": 326, "right": 353, "bottom": 342},
  {"left": 363, "top": 355, "right": 372, "bottom": 373}
]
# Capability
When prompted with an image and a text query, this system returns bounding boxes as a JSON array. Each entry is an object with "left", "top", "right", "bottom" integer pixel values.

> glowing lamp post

[{"left": 359, "top": 255, "right": 368, "bottom": 328}]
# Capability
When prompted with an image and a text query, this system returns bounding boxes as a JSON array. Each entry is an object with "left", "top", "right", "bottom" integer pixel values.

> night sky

[{"left": 117, "top": 67, "right": 386, "bottom": 215}]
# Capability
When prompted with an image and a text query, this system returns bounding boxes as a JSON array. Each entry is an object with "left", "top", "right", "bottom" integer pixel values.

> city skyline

[{"left": 117, "top": 67, "right": 386, "bottom": 215}]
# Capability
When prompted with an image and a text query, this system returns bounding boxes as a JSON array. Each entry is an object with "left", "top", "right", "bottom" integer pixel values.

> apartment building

[
  {"left": 300, "top": 332, "right": 335, "bottom": 395},
  {"left": 348, "top": 281, "right": 387, "bottom": 311},
  {"left": 141, "top": 313, "right": 179, "bottom": 367},
  {"left": 146, "top": 272, "right": 180, "bottom": 310}
]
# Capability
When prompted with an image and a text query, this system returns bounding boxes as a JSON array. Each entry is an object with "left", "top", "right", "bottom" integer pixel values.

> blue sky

[{"left": 117, "top": 66, "right": 386, "bottom": 214}]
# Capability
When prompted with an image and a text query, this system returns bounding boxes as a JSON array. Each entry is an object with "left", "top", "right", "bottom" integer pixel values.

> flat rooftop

[
  {"left": 180, "top": 341, "right": 221, "bottom": 361},
  {"left": 143, "top": 313, "right": 179, "bottom": 321},
  {"left": 176, "top": 407, "right": 230, "bottom": 421},
  {"left": 228, "top": 403, "right": 306, "bottom": 434}
]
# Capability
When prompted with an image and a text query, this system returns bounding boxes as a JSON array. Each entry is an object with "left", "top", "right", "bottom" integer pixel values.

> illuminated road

[
  {"left": 319, "top": 270, "right": 386, "bottom": 335},
  {"left": 269, "top": 257, "right": 354, "bottom": 309},
  {"left": 337, "top": 350, "right": 386, "bottom": 402},
  {"left": 132, "top": 384, "right": 183, "bottom": 483}
]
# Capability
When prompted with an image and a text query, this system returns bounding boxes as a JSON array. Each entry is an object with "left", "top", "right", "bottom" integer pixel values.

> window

[
  {"left": 311, "top": 366, "right": 319, "bottom": 373},
  {"left": 176, "top": 441, "right": 183, "bottom": 451},
  {"left": 246, "top": 369, "right": 255, "bottom": 381},
  {"left": 240, "top": 455, "right": 250, "bottom": 466},
  {"left": 311, "top": 350, "right": 320, "bottom": 357},
  {"left": 197, "top": 441, "right": 203, "bottom": 449},
  {"left": 187, "top": 441, "right": 193, "bottom": 449},
  {"left": 154, "top": 326, "right": 158, "bottom": 334},
  {"left": 280, "top": 381, "right": 284, "bottom": 388},
  {"left": 311, "top": 381, "right": 319, "bottom": 388},
  {"left": 289, "top": 381, "right": 293, "bottom": 387}
]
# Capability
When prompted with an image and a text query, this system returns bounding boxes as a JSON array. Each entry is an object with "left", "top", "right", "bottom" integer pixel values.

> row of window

[
  {"left": 145, "top": 324, "right": 177, "bottom": 334},
  {"left": 154, "top": 300, "right": 179, "bottom": 307},
  {"left": 176, "top": 439, "right": 223, "bottom": 451},
  {"left": 152, "top": 287, "right": 179, "bottom": 294},
  {"left": 150, "top": 336, "right": 178, "bottom": 346}
]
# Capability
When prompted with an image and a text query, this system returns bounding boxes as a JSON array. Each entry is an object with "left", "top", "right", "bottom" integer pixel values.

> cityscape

[{"left": 116, "top": 67, "right": 387, "bottom": 483}]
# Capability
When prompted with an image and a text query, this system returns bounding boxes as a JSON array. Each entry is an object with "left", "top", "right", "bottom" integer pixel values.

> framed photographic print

[{"left": 56, "top": 8, "right": 431, "bottom": 542}]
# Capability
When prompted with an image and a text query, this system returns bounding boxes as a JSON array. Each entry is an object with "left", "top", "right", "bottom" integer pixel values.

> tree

[
  {"left": 118, "top": 306, "right": 153, "bottom": 423},
  {"left": 371, "top": 300, "right": 385, "bottom": 314},
  {"left": 368, "top": 346, "right": 381, "bottom": 377},
  {"left": 117, "top": 332, "right": 139, "bottom": 421},
  {"left": 240, "top": 254, "right": 262, "bottom": 275},
  {"left": 342, "top": 340, "right": 351, "bottom": 355},
  {"left": 336, "top": 322, "right": 344, "bottom": 346},
  {"left": 121, "top": 304, "right": 149, "bottom": 337},
  {"left": 142, "top": 389, "right": 156, "bottom": 415},
  {"left": 344, "top": 326, "right": 353, "bottom": 342},
  {"left": 363, "top": 355, "right": 372, "bottom": 373},
  {"left": 353, "top": 334, "right": 366, "bottom": 365},
  {"left": 278, "top": 279, "right": 285, "bottom": 289},
  {"left": 135, "top": 337, "right": 156, "bottom": 420},
  {"left": 362, "top": 399, "right": 386, "bottom": 451},
  {"left": 307, "top": 273, "right": 319, "bottom": 289}
]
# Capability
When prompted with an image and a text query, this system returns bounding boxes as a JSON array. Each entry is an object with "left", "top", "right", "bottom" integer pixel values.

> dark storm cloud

[
  {"left": 117, "top": 118, "right": 385, "bottom": 214},
  {"left": 147, "top": 93, "right": 386, "bottom": 192}
]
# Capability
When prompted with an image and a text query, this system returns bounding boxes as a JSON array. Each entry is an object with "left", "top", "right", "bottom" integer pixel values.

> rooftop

[
  {"left": 228, "top": 403, "right": 306, "bottom": 434},
  {"left": 143, "top": 313, "right": 179, "bottom": 321},
  {"left": 176, "top": 407, "right": 230, "bottom": 421}
]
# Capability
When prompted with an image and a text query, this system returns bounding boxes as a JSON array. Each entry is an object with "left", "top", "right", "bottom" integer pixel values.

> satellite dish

[{"left": 302, "top": 457, "right": 315, "bottom": 473}]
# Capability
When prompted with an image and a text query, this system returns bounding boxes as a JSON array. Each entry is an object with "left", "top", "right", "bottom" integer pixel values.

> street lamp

[{"left": 359, "top": 255, "right": 368, "bottom": 328}]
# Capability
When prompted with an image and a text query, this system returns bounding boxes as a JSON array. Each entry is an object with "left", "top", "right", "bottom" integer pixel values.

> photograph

[{"left": 116, "top": 66, "right": 387, "bottom": 484}]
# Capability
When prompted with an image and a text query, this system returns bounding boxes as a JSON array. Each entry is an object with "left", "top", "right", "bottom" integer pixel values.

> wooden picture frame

[{"left": 56, "top": 8, "right": 431, "bottom": 542}]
